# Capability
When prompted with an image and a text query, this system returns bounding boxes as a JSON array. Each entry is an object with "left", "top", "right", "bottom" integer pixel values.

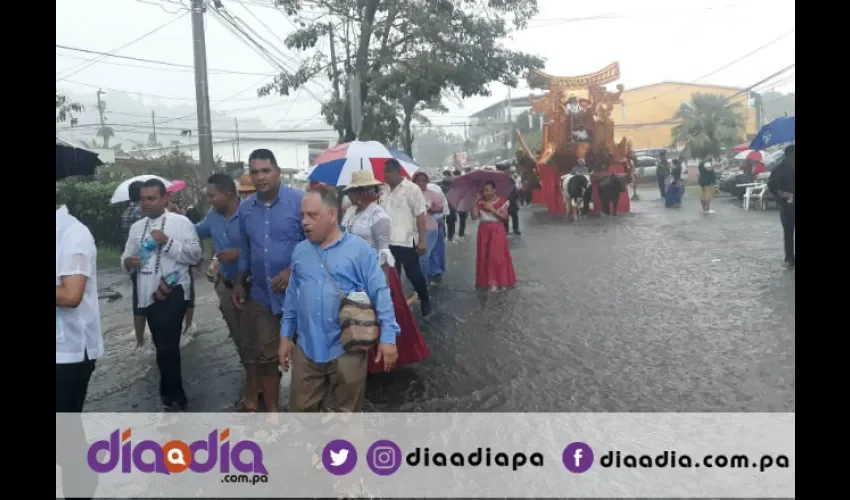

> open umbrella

[
  {"left": 167, "top": 179, "right": 187, "bottom": 194},
  {"left": 446, "top": 169, "right": 512, "bottom": 213},
  {"left": 734, "top": 149, "right": 767, "bottom": 161},
  {"left": 750, "top": 116, "right": 795, "bottom": 150},
  {"left": 110, "top": 175, "right": 172, "bottom": 204},
  {"left": 56, "top": 136, "right": 103, "bottom": 180},
  {"left": 307, "top": 140, "right": 419, "bottom": 186}
]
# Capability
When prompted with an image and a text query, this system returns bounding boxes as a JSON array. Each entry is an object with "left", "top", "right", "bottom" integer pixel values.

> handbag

[{"left": 314, "top": 247, "right": 380, "bottom": 352}]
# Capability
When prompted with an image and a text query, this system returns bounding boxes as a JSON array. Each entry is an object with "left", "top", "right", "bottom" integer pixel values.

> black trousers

[
  {"left": 147, "top": 284, "right": 189, "bottom": 406},
  {"left": 504, "top": 208, "right": 520, "bottom": 234},
  {"left": 780, "top": 208, "right": 795, "bottom": 263},
  {"left": 56, "top": 354, "right": 96, "bottom": 413},
  {"left": 57, "top": 354, "right": 98, "bottom": 499},
  {"left": 446, "top": 207, "right": 458, "bottom": 241},
  {"left": 389, "top": 244, "right": 430, "bottom": 307},
  {"left": 457, "top": 211, "right": 468, "bottom": 237},
  {"left": 657, "top": 176, "right": 666, "bottom": 197}
]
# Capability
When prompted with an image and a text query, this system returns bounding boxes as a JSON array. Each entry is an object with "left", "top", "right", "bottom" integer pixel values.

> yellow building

[{"left": 610, "top": 82, "right": 759, "bottom": 150}]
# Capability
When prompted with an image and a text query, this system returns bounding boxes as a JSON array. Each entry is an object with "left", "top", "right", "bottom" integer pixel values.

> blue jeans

[
  {"left": 429, "top": 224, "right": 447, "bottom": 279},
  {"left": 419, "top": 229, "right": 439, "bottom": 281}
]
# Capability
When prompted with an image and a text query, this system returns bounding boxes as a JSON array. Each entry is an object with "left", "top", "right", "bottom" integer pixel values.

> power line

[
  {"left": 60, "top": 79, "right": 262, "bottom": 102},
  {"left": 61, "top": 122, "right": 333, "bottom": 134},
  {"left": 629, "top": 30, "right": 795, "bottom": 107},
  {"left": 56, "top": 12, "right": 188, "bottom": 82},
  {"left": 56, "top": 44, "right": 275, "bottom": 76}
]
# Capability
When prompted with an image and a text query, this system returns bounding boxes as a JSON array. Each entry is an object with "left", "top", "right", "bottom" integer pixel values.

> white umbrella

[{"left": 110, "top": 175, "right": 172, "bottom": 204}]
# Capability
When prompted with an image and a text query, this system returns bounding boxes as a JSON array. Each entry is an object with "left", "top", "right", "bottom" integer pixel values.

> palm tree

[{"left": 670, "top": 93, "right": 745, "bottom": 159}]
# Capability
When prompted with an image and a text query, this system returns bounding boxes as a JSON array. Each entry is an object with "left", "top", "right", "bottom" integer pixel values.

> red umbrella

[
  {"left": 167, "top": 179, "right": 187, "bottom": 194},
  {"left": 446, "top": 169, "right": 512, "bottom": 212},
  {"left": 732, "top": 143, "right": 750, "bottom": 153}
]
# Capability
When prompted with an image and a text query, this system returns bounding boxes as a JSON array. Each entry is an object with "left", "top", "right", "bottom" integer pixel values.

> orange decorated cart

[{"left": 516, "top": 63, "right": 635, "bottom": 216}]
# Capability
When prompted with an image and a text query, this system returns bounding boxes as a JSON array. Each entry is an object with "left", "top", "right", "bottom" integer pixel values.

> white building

[{"left": 133, "top": 130, "right": 338, "bottom": 171}]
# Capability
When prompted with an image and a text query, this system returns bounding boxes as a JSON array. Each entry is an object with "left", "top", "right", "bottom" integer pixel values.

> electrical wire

[
  {"left": 60, "top": 79, "right": 260, "bottom": 102},
  {"left": 56, "top": 44, "right": 275, "bottom": 76},
  {"left": 628, "top": 30, "right": 795, "bottom": 107},
  {"left": 56, "top": 12, "right": 188, "bottom": 82}
]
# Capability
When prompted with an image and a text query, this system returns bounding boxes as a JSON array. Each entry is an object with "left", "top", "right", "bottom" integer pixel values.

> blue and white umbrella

[{"left": 750, "top": 116, "right": 795, "bottom": 151}]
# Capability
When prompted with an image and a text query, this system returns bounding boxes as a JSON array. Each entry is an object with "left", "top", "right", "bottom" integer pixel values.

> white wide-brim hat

[{"left": 344, "top": 170, "right": 384, "bottom": 191}]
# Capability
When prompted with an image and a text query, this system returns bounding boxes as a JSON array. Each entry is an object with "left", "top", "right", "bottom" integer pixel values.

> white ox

[{"left": 560, "top": 173, "right": 591, "bottom": 222}]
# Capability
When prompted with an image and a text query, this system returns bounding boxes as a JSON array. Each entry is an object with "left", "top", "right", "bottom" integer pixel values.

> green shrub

[{"left": 57, "top": 179, "right": 125, "bottom": 248}]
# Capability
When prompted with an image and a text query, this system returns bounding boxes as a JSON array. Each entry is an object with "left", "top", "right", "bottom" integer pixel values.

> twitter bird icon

[
  {"left": 330, "top": 449, "right": 349, "bottom": 466},
  {"left": 322, "top": 439, "right": 358, "bottom": 476}
]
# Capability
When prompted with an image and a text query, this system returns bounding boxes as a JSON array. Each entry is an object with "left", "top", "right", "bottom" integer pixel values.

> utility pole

[
  {"left": 328, "top": 25, "right": 346, "bottom": 143},
  {"left": 96, "top": 88, "right": 109, "bottom": 148},
  {"left": 234, "top": 117, "right": 241, "bottom": 162},
  {"left": 505, "top": 88, "right": 513, "bottom": 157},
  {"left": 349, "top": 70, "right": 363, "bottom": 139},
  {"left": 151, "top": 110, "right": 157, "bottom": 146},
  {"left": 190, "top": 0, "right": 214, "bottom": 176}
]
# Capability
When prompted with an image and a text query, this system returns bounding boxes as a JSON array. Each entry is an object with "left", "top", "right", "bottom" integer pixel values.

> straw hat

[
  {"left": 237, "top": 174, "right": 255, "bottom": 193},
  {"left": 344, "top": 170, "right": 383, "bottom": 191}
]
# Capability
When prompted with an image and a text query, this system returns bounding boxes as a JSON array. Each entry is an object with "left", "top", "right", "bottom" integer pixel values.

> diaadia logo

[{"left": 87, "top": 428, "right": 269, "bottom": 477}]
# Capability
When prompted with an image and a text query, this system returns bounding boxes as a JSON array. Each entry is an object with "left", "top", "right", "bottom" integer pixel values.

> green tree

[
  {"left": 265, "top": 0, "right": 544, "bottom": 156},
  {"left": 670, "top": 93, "right": 744, "bottom": 159},
  {"left": 56, "top": 91, "right": 83, "bottom": 126}
]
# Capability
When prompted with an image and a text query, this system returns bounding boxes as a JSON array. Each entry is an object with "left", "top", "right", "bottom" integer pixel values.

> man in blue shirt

[
  {"left": 195, "top": 173, "right": 256, "bottom": 409},
  {"left": 231, "top": 149, "right": 305, "bottom": 413},
  {"left": 279, "top": 186, "right": 399, "bottom": 412}
]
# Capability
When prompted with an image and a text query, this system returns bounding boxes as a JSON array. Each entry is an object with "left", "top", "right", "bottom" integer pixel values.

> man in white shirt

[
  {"left": 56, "top": 203, "right": 104, "bottom": 410},
  {"left": 383, "top": 159, "right": 432, "bottom": 316},
  {"left": 121, "top": 179, "right": 203, "bottom": 411},
  {"left": 56, "top": 199, "right": 102, "bottom": 499}
]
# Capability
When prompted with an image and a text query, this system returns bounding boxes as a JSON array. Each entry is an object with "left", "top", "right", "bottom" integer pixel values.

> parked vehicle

[
  {"left": 718, "top": 152, "right": 784, "bottom": 198},
  {"left": 633, "top": 156, "right": 688, "bottom": 182}
]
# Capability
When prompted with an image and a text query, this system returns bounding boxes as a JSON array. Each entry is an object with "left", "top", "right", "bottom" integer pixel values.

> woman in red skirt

[
  {"left": 341, "top": 170, "right": 430, "bottom": 373},
  {"left": 472, "top": 181, "right": 517, "bottom": 291}
]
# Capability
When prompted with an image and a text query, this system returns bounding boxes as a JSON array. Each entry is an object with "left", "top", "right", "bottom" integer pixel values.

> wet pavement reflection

[{"left": 87, "top": 189, "right": 794, "bottom": 413}]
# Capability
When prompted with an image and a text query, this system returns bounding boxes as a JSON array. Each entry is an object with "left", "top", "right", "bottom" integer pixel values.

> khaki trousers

[
  {"left": 214, "top": 281, "right": 244, "bottom": 361},
  {"left": 289, "top": 345, "right": 368, "bottom": 412}
]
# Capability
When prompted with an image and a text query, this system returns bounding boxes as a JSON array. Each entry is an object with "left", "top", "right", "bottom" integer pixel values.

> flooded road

[{"left": 87, "top": 189, "right": 795, "bottom": 413}]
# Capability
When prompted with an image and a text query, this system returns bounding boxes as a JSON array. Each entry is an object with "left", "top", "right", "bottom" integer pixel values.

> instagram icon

[{"left": 366, "top": 440, "right": 402, "bottom": 476}]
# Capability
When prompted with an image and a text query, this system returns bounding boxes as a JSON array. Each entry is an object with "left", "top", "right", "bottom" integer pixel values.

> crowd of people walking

[{"left": 57, "top": 149, "right": 520, "bottom": 421}]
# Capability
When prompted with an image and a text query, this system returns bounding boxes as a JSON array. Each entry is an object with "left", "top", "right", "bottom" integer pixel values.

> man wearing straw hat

[{"left": 237, "top": 173, "right": 256, "bottom": 199}]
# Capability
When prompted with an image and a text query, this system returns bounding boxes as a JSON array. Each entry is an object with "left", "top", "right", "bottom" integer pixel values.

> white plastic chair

[{"left": 742, "top": 182, "right": 768, "bottom": 210}]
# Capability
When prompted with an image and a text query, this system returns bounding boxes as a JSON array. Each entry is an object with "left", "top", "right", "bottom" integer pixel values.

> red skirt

[
  {"left": 475, "top": 221, "right": 517, "bottom": 289},
  {"left": 368, "top": 267, "right": 430, "bottom": 373}
]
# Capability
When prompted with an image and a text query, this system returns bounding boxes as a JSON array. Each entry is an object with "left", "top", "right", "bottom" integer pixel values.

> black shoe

[
  {"left": 514, "top": 231, "right": 521, "bottom": 236},
  {"left": 421, "top": 301, "right": 432, "bottom": 317}
]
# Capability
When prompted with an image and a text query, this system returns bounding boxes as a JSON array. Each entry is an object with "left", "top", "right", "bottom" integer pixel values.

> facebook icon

[{"left": 562, "top": 442, "right": 594, "bottom": 473}]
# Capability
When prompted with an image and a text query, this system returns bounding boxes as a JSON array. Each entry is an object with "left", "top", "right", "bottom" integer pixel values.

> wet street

[{"left": 87, "top": 188, "right": 795, "bottom": 413}]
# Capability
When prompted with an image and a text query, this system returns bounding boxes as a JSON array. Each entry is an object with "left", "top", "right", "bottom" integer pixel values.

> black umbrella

[{"left": 56, "top": 136, "right": 104, "bottom": 180}]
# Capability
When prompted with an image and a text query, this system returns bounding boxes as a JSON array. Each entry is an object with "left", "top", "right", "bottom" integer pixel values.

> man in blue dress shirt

[
  {"left": 279, "top": 186, "right": 399, "bottom": 412},
  {"left": 195, "top": 173, "right": 257, "bottom": 409},
  {"left": 232, "top": 149, "right": 305, "bottom": 413}
]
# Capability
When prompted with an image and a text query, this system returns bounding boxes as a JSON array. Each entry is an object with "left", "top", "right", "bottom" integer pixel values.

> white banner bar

[{"left": 56, "top": 413, "right": 794, "bottom": 498}]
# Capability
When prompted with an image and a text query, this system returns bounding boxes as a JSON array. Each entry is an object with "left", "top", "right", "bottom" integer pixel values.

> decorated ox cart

[{"left": 516, "top": 63, "right": 635, "bottom": 216}]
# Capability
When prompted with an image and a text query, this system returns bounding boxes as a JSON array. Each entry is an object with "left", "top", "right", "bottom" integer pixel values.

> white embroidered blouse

[{"left": 341, "top": 202, "right": 396, "bottom": 267}]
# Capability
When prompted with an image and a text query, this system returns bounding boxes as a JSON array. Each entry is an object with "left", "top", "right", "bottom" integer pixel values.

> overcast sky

[{"left": 56, "top": 0, "right": 795, "bottom": 138}]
